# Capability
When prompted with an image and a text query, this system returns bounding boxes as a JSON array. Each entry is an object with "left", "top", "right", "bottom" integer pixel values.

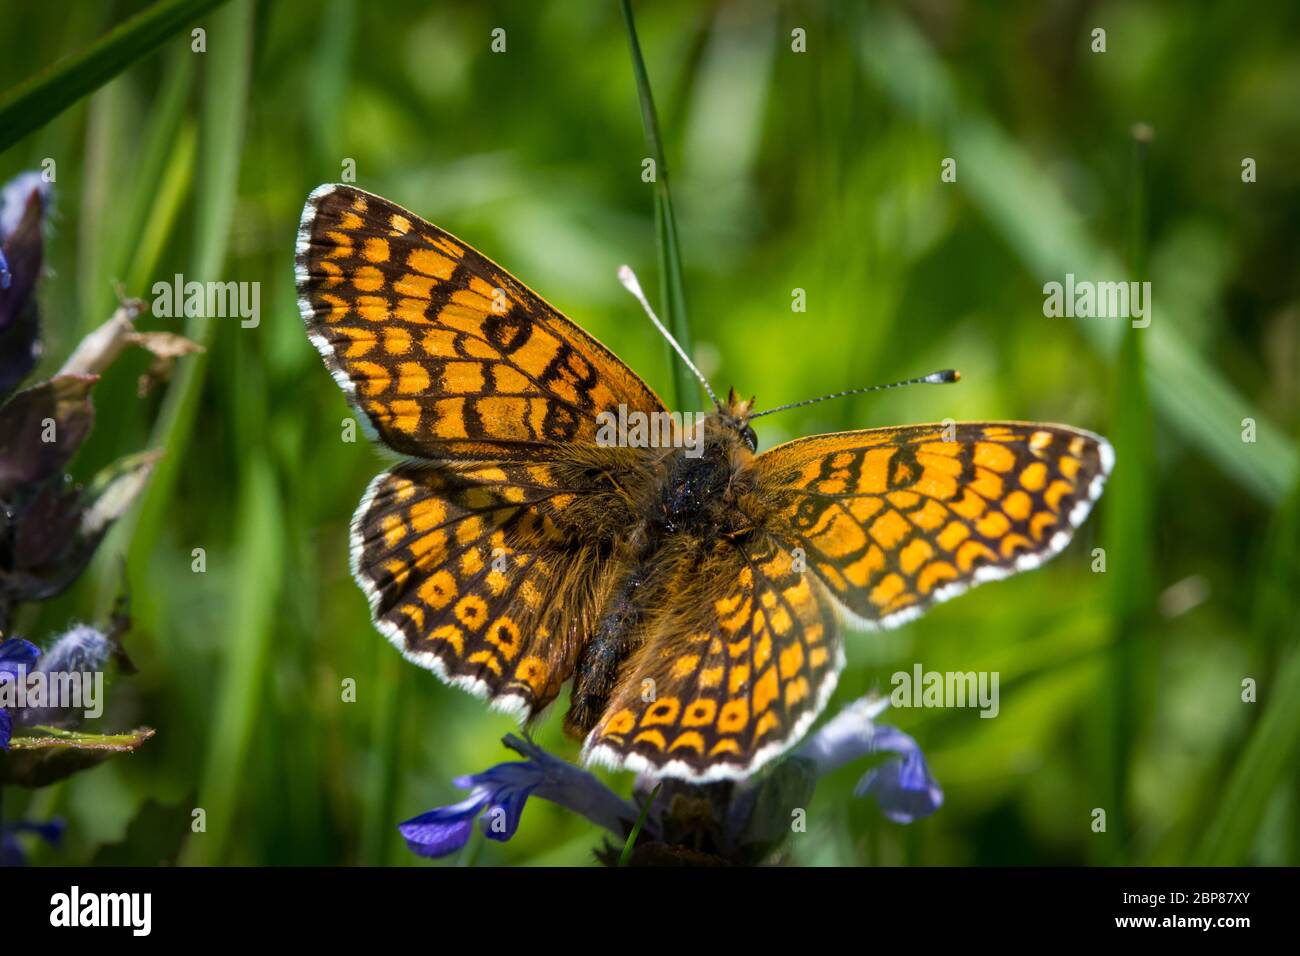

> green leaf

[
  {"left": 0, "top": 726, "right": 154, "bottom": 787},
  {"left": 0, "top": 0, "right": 229, "bottom": 153}
]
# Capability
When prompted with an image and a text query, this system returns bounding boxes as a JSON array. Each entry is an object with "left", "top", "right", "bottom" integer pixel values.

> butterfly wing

[
  {"left": 582, "top": 535, "right": 842, "bottom": 782},
  {"left": 751, "top": 422, "right": 1113, "bottom": 627},
  {"left": 353, "top": 459, "right": 634, "bottom": 719},
  {"left": 299, "top": 184, "right": 667, "bottom": 714},
  {"left": 296, "top": 184, "right": 666, "bottom": 460},
  {"left": 580, "top": 420, "right": 1111, "bottom": 781}
]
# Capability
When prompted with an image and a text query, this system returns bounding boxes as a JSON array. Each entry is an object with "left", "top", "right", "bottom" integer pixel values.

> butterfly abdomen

[
  {"left": 563, "top": 434, "right": 756, "bottom": 737},
  {"left": 564, "top": 566, "right": 647, "bottom": 736}
]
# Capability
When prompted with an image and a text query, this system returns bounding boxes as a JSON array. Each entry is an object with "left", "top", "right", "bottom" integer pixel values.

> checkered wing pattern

[
  {"left": 352, "top": 460, "right": 624, "bottom": 719},
  {"left": 583, "top": 535, "right": 842, "bottom": 781},
  {"left": 296, "top": 184, "right": 665, "bottom": 461},
  {"left": 752, "top": 423, "right": 1114, "bottom": 627}
]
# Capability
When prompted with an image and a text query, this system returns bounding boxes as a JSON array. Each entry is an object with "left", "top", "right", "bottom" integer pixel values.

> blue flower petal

[
  {"left": 5, "top": 818, "right": 65, "bottom": 846},
  {"left": 0, "top": 637, "right": 40, "bottom": 674},
  {"left": 0, "top": 817, "right": 64, "bottom": 866},
  {"left": 854, "top": 726, "right": 944, "bottom": 824},
  {"left": 453, "top": 760, "right": 543, "bottom": 792},
  {"left": 1, "top": 638, "right": 41, "bottom": 749},
  {"left": 480, "top": 784, "right": 535, "bottom": 842},
  {"left": 0, "top": 834, "right": 25, "bottom": 867},
  {"left": 398, "top": 792, "right": 490, "bottom": 858},
  {"left": 400, "top": 737, "right": 647, "bottom": 861},
  {"left": 399, "top": 815, "right": 477, "bottom": 859},
  {"left": 0, "top": 639, "right": 39, "bottom": 749}
]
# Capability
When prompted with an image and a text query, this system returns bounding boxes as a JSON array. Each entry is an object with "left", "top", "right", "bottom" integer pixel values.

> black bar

[{"left": 6, "top": 866, "right": 1280, "bottom": 940}]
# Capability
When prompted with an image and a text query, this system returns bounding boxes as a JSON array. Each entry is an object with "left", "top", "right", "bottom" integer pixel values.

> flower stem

[{"left": 618, "top": 781, "right": 661, "bottom": 866}]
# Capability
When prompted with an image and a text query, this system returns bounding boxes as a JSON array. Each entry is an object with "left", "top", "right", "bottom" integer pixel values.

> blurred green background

[{"left": 2, "top": 0, "right": 1297, "bottom": 866}]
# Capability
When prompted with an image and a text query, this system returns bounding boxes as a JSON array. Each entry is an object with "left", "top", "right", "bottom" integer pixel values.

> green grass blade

[
  {"left": 359, "top": 652, "right": 407, "bottom": 866},
  {"left": 124, "top": 120, "right": 198, "bottom": 295},
  {"left": 620, "top": 0, "right": 698, "bottom": 411},
  {"left": 1094, "top": 128, "right": 1158, "bottom": 862},
  {"left": 115, "top": 52, "right": 197, "bottom": 295},
  {"left": 178, "top": 458, "right": 284, "bottom": 865},
  {"left": 113, "top": 0, "right": 254, "bottom": 590},
  {"left": 618, "top": 782, "right": 662, "bottom": 866},
  {"left": 1194, "top": 471, "right": 1300, "bottom": 865},
  {"left": 0, "top": 0, "right": 228, "bottom": 152},
  {"left": 1194, "top": 645, "right": 1300, "bottom": 865},
  {"left": 305, "top": 0, "right": 356, "bottom": 160},
  {"left": 78, "top": 50, "right": 195, "bottom": 333}
]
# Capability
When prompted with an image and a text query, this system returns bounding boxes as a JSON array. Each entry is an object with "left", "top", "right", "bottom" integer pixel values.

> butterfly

[{"left": 296, "top": 184, "right": 1113, "bottom": 783}]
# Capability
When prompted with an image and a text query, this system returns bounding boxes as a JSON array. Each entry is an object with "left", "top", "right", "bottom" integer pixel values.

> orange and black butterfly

[{"left": 296, "top": 184, "right": 1113, "bottom": 783}]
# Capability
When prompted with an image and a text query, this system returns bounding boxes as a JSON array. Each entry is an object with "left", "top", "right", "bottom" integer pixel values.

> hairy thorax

[{"left": 563, "top": 415, "right": 762, "bottom": 736}]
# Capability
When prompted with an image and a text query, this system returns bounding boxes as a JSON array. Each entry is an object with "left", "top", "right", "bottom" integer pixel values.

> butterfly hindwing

[
  {"left": 352, "top": 460, "right": 624, "bottom": 719},
  {"left": 753, "top": 422, "right": 1114, "bottom": 628},
  {"left": 296, "top": 184, "right": 665, "bottom": 460},
  {"left": 582, "top": 535, "right": 841, "bottom": 781}
]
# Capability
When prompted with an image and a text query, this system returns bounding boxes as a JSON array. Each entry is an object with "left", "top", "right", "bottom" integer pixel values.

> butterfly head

[{"left": 718, "top": 387, "right": 759, "bottom": 451}]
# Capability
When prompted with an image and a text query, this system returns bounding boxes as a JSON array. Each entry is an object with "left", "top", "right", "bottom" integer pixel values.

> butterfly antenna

[
  {"left": 749, "top": 368, "right": 961, "bottom": 419},
  {"left": 617, "top": 265, "right": 721, "bottom": 410}
]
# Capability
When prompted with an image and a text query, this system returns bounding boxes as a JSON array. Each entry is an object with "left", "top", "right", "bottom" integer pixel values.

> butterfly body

[
  {"left": 564, "top": 400, "right": 759, "bottom": 735},
  {"left": 297, "top": 184, "right": 1114, "bottom": 782}
]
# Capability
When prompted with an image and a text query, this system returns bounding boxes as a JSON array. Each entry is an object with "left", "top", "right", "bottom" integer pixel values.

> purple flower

[
  {"left": 0, "top": 380, "right": 162, "bottom": 610},
  {"left": 400, "top": 735, "right": 643, "bottom": 859},
  {"left": 0, "top": 637, "right": 40, "bottom": 749},
  {"left": 0, "top": 172, "right": 49, "bottom": 239},
  {"left": 399, "top": 765, "right": 534, "bottom": 857},
  {"left": 0, "top": 171, "right": 50, "bottom": 400},
  {"left": 13, "top": 625, "right": 111, "bottom": 729},
  {"left": 0, "top": 375, "right": 97, "bottom": 501},
  {"left": 0, "top": 817, "right": 64, "bottom": 866},
  {"left": 400, "top": 700, "right": 942, "bottom": 865},
  {"left": 793, "top": 694, "right": 943, "bottom": 823},
  {"left": 853, "top": 726, "right": 945, "bottom": 823}
]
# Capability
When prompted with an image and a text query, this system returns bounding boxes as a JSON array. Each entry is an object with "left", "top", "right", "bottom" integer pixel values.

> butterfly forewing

[
  {"left": 753, "top": 422, "right": 1114, "bottom": 628},
  {"left": 296, "top": 184, "right": 665, "bottom": 461}
]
